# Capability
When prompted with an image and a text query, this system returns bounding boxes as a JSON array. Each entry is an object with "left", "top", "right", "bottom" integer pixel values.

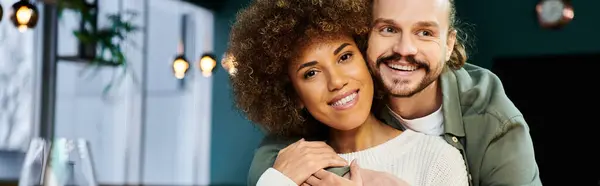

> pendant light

[
  {"left": 198, "top": 53, "right": 217, "bottom": 77},
  {"left": 11, "top": 0, "right": 39, "bottom": 32},
  {"left": 172, "top": 42, "right": 190, "bottom": 79}
]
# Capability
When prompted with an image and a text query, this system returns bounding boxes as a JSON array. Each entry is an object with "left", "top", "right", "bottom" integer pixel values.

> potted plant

[{"left": 56, "top": 0, "right": 139, "bottom": 93}]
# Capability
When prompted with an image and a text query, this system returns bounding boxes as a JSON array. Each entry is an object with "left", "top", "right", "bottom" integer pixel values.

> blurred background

[{"left": 0, "top": 0, "right": 598, "bottom": 185}]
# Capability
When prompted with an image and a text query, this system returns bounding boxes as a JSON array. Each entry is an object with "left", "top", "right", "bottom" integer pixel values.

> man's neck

[
  {"left": 388, "top": 80, "right": 443, "bottom": 119},
  {"left": 328, "top": 114, "right": 400, "bottom": 154}
]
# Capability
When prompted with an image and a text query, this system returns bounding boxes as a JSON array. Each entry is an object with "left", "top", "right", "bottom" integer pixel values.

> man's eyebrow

[
  {"left": 372, "top": 18, "right": 397, "bottom": 26},
  {"left": 415, "top": 21, "right": 439, "bottom": 28},
  {"left": 372, "top": 19, "right": 440, "bottom": 29}
]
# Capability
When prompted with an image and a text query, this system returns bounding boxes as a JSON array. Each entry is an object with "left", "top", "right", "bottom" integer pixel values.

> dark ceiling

[{"left": 182, "top": 0, "right": 227, "bottom": 11}]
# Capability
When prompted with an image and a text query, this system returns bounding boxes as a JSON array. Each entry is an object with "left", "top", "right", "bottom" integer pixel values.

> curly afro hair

[{"left": 227, "top": 0, "right": 371, "bottom": 139}]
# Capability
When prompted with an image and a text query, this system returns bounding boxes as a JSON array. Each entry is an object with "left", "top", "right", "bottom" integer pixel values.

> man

[{"left": 246, "top": 0, "right": 542, "bottom": 185}]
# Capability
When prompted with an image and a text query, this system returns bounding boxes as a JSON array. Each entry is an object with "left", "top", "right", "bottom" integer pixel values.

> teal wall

[
  {"left": 210, "top": 0, "right": 262, "bottom": 185},
  {"left": 454, "top": 0, "right": 599, "bottom": 68}
]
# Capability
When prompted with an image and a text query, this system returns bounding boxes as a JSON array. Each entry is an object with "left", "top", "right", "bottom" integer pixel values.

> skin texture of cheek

[
  {"left": 300, "top": 78, "right": 374, "bottom": 131},
  {"left": 290, "top": 37, "right": 375, "bottom": 132}
]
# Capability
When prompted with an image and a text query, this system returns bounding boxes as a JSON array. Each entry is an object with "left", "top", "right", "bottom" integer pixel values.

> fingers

[
  {"left": 312, "top": 169, "right": 351, "bottom": 185},
  {"left": 307, "top": 154, "right": 347, "bottom": 169},
  {"left": 311, "top": 151, "right": 347, "bottom": 164},
  {"left": 297, "top": 141, "right": 337, "bottom": 155},
  {"left": 324, "top": 157, "right": 348, "bottom": 167},
  {"left": 304, "top": 145, "right": 336, "bottom": 154},
  {"left": 302, "top": 158, "right": 345, "bottom": 176},
  {"left": 295, "top": 143, "right": 346, "bottom": 168},
  {"left": 301, "top": 183, "right": 312, "bottom": 186},
  {"left": 296, "top": 141, "right": 336, "bottom": 153},
  {"left": 305, "top": 175, "right": 321, "bottom": 186},
  {"left": 289, "top": 138, "right": 306, "bottom": 149},
  {"left": 313, "top": 169, "right": 336, "bottom": 180},
  {"left": 349, "top": 160, "right": 363, "bottom": 185},
  {"left": 278, "top": 138, "right": 305, "bottom": 154},
  {"left": 301, "top": 140, "right": 330, "bottom": 148},
  {"left": 310, "top": 149, "right": 347, "bottom": 165}
]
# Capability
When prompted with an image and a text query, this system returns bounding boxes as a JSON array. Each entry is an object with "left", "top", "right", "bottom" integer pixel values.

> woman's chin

[{"left": 328, "top": 122, "right": 364, "bottom": 132}]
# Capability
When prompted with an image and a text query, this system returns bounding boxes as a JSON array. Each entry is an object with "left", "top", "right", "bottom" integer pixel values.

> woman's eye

[
  {"left": 304, "top": 70, "right": 317, "bottom": 79},
  {"left": 339, "top": 53, "right": 353, "bottom": 62}
]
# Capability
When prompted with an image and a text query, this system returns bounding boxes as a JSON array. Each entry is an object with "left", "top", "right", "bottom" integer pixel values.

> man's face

[{"left": 367, "top": 0, "right": 456, "bottom": 97}]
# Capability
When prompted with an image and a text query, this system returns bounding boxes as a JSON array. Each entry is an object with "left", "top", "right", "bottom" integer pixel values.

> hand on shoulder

[{"left": 273, "top": 138, "right": 348, "bottom": 185}]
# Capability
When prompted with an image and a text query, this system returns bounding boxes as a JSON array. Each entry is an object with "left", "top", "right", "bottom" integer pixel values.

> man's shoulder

[
  {"left": 444, "top": 64, "right": 540, "bottom": 186},
  {"left": 247, "top": 135, "right": 298, "bottom": 186},
  {"left": 252, "top": 135, "right": 298, "bottom": 160},
  {"left": 451, "top": 63, "right": 523, "bottom": 123}
]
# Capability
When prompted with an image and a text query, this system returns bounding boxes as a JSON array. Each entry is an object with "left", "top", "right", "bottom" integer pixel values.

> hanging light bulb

[
  {"left": 172, "top": 41, "right": 190, "bottom": 79},
  {"left": 173, "top": 55, "right": 190, "bottom": 79},
  {"left": 10, "top": 0, "right": 39, "bottom": 32},
  {"left": 199, "top": 53, "right": 217, "bottom": 77}
]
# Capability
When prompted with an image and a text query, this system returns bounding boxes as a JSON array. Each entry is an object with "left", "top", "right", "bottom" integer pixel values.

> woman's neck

[{"left": 328, "top": 114, "right": 401, "bottom": 154}]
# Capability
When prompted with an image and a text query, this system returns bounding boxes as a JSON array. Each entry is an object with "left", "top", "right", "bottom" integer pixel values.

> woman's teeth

[{"left": 331, "top": 92, "right": 357, "bottom": 106}]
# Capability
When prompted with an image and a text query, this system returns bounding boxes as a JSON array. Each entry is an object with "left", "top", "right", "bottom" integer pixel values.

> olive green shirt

[{"left": 246, "top": 63, "right": 542, "bottom": 186}]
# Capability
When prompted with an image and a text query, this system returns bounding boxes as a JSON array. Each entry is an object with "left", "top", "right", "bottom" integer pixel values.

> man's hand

[
  {"left": 273, "top": 138, "right": 348, "bottom": 185},
  {"left": 302, "top": 159, "right": 362, "bottom": 186}
]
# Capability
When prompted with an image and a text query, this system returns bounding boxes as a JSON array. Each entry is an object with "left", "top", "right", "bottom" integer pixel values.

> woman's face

[{"left": 288, "top": 36, "right": 374, "bottom": 131}]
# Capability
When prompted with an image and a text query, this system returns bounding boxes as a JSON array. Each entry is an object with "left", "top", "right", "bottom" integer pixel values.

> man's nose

[{"left": 392, "top": 35, "right": 417, "bottom": 56}]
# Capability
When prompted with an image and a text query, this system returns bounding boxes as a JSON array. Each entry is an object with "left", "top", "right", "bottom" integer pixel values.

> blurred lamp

[
  {"left": 221, "top": 52, "right": 237, "bottom": 76},
  {"left": 199, "top": 53, "right": 217, "bottom": 77},
  {"left": 11, "top": 0, "right": 38, "bottom": 32},
  {"left": 172, "top": 55, "right": 190, "bottom": 79}
]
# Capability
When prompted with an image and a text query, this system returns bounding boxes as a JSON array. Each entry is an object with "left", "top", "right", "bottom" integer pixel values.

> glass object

[{"left": 19, "top": 138, "right": 98, "bottom": 186}]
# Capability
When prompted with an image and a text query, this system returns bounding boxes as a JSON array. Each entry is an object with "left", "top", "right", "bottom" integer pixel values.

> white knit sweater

[{"left": 256, "top": 129, "right": 469, "bottom": 186}]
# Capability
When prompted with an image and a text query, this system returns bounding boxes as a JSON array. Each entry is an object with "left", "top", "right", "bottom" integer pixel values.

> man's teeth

[
  {"left": 388, "top": 64, "right": 417, "bottom": 71},
  {"left": 331, "top": 92, "right": 357, "bottom": 106}
]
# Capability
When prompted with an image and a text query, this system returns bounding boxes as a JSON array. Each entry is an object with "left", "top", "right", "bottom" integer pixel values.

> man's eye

[
  {"left": 381, "top": 26, "right": 397, "bottom": 33},
  {"left": 417, "top": 30, "right": 433, "bottom": 37}
]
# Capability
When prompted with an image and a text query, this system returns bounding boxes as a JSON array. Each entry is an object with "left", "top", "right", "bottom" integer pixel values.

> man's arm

[
  {"left": 247, "top": 135, "right": 351, "bottom": 186},
  {"left": 480, "top": 115, "right": 542, "bottom": 186},
  {"left": 247, "top": 135, "right": 294, "bottom": 186}
]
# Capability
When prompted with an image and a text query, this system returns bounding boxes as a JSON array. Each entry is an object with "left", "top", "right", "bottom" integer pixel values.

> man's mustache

[{"left": 375, "top": 53, "right": 429, "bottom": 71}]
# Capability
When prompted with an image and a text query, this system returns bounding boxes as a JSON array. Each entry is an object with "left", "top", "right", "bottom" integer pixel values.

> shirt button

[{"left": 452, "top": 136, "right": 459, "bottom": 143}]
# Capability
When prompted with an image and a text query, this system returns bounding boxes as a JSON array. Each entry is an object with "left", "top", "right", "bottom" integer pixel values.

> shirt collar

[{"left": 439, "top": 67, "right": 465, "bottom": 137}]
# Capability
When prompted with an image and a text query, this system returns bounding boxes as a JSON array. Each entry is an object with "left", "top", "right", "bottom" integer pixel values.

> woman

[{"left": 227, "top": 0, "right": 469, "bottom": 185}]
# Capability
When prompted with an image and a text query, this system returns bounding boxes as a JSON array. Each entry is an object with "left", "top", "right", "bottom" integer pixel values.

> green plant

[
  {"left": 56, "top": 0, "right": 140, "bottom": 94},
  {"left": 57, "top": 0, "right": 139, "bottom": 66}
]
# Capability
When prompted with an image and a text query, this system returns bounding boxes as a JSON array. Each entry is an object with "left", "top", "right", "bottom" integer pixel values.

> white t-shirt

[{"left": 387, "top": 105, "right": 445, "bottom": 136}]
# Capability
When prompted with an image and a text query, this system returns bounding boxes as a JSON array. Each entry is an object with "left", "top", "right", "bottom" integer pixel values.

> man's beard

[{"left": 373, "top": 53, "right": 439, "bottom": 98}]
